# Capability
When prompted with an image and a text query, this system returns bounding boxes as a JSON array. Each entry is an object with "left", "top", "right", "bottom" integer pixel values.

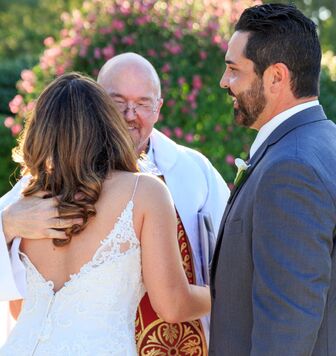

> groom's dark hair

[{"left": 235, "top": 3, "right": 321, "bottom": 98}]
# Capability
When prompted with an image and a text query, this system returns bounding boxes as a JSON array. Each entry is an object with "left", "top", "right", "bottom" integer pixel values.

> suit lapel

[
  {"left": 211, "top": 105, "right": 327, "bottom": 283},
  {"left": 210, "top": 142, "right": 269, "bottom": 282}
]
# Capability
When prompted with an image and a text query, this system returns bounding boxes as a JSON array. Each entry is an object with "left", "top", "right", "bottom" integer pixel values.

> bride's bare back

[
  {"left": 20, "top": 170, "right": 209, "bottom": 322},
  {"left": 20, "top": 171, "right": 144, "bottom": 293}
]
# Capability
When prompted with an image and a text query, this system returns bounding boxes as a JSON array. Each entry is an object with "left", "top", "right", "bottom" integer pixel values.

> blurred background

[{"left": 1, "top": 0, "right": 335, "bottom": 195}]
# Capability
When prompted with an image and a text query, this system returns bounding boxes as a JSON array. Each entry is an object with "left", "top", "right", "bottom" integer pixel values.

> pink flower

[
  {"left": 20, "top": 81, "right": 34, "bottom": 94},
  {"left": 99, "top": 27, "right": 113, "bottom": 35},
  {"left": 79, "top": 46, "right": 88, "bottom": 57},
  {"left": 44, "top": 37, "right": 54, "bottom": 47},
  {"left": 94, "top": 48, "right": 101, "bottom": 59},
  {"left": 166, "top": 99, "right": 175, "bottom": 107},
  {"left": 4, "top": 117, "right": 14, "bottom": 128},
  {"left": 225, "top": 154, "right": 235, "bottom": 165},
  {"left": 12, "top": 95, "right": 23, "bottom": 106},
  {"left": 164, "top": 41, "right": 182, "bottom": 55},
  {"left": 200, "top": 51, "right": 207, "bottom": 60},
  {"left": 60, "top": 29, "right": 69, "bottom": 38},
  {"left": 185, "top": 133, "right": 194, "bottom": 143},
  {"left": 174, "top": 127, "right": 183, "bottom": 138},
  {"left": 60, "top": 12, "right": 70, "bottom": 23},
  {"left": 26, "top": 101, "right": 36, "bottom": 111},
  {"left": 112, "top": 19, "right": 125, "bottom": 31},
  {"left": 56, "top": 65, "right": 65, "bottom": 76},
  {"left": 11, "top": 124, "right": 23, "bottom": 136},
  {"left": 147, "top": 49, "right": 157, "bottom": 57},
  {"left": 212, "top": 35, "right": 221, "bottom": 45},
  {"left": 120, "top": 2, "right": 131, "bottom": 15},
  {"left": 178, "top": 77, "right": 186, "bottom": 86},
  {"left": 161, "top": 127, "right": 171, "bottom": 138},
  {"left": 9, "top": 95, "right": 23, "bottom": 114},
  {"left": 83, "top": 38, "right": 91, "bottom": 47},
  {"left": 21, "top": 70, "right": 35, "bottom": 83},
  {"left": 220, "top": 41, "right": 228, "bottom": 52},
  {"left": 87, "top": 12, "right": 96, "bottom": 23},
  {"left": 60, "top": 38, "right": 75, "bottom": 48},
  {"left": 192, "top": 75, "right": 202, "bottom": 90},
  {"left": 122, "top": 36, "right": 135, "bottom": 46},
  {"left": 40, "top": 47, "right": 62, "bottom": 69},
  {"left": 135, "top": 16, "right": 149, "bottom": 26},
  {"left": 215, "top": 124, "right": 222, "bottom": 132},
  {"left": 161, "top": 63, "right": 171, "bottom": 73},
  {"left": 174, "top": 29, "right": 183, "bottom": 39},
  {"left": 102, "top": 45, "right": 114, "bottom": 60},
  {"left": 187, "top": 92, "right": 197, "bottom": 103},
  {"left": 208, "top": 21, "right": 219, "bottom": 32}
]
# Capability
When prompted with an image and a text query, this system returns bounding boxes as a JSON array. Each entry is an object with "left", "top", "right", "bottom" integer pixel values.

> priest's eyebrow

[{"left": 109, "top": 92, "right": 152, "bottom": 102}]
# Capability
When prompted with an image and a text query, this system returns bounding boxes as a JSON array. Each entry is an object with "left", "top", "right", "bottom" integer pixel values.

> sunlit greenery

[{"left": 0, "top": 0, "right": 335, "bottom": 196}]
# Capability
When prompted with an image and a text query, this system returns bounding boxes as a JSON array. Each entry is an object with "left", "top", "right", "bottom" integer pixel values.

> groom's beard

[{"left": 229, "top": 77, "right": 267, "bottom": 128}]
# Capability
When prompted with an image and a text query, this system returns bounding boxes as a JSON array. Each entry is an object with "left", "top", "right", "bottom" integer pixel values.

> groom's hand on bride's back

[{"left": 3, "top": 191, "right": 82, "bottom": 244}]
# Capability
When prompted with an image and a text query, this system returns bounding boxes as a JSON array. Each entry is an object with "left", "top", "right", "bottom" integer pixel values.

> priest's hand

[{"left": 2, "top": 192, "right": 82, "bottom": 244}]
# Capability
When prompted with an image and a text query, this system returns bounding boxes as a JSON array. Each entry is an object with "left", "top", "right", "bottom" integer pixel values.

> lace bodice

[{"left": 0, "top": 199, "right": 145, "bottom": 356}]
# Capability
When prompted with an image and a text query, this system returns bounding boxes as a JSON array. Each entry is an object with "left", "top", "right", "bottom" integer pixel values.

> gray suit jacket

[{"left": 209, "top": 106, "right": 336, "bottom": 356}]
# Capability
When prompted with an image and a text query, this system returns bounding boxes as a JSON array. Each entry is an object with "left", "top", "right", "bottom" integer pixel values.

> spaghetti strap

[{"left": 131, "top": 175, "right": 140, "bottom": 201}]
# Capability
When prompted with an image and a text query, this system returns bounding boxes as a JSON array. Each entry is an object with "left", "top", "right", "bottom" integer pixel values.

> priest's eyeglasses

[{"left": 114, "top": 99, "right": 160, "bottom": 116}]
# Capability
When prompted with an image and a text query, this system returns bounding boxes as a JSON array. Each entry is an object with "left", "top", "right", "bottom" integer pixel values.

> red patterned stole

[{"left": 135, "top": 211, "right": 208, "bottom": 355}]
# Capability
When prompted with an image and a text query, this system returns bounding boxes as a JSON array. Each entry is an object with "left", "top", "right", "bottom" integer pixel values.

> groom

[{"left": 210, "top": 4, "right": 336, "bottom": 356}]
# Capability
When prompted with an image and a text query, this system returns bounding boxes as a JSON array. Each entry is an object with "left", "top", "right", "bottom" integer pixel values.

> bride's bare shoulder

[
  {"left": 136, "top": 174, "right": 174, "bottom": 210},
  {"left": 102, "top": 171, "right": 171, "bottom": 206}
]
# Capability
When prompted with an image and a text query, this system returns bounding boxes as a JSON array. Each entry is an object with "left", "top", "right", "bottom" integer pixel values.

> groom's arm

[{"left": 251, "top": 159, "right": 334, "bottom": 356}]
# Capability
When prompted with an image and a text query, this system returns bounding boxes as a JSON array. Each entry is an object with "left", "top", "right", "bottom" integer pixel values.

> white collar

[
  {"left": 137, "top": 135, "right": 163, "bottom": 176},
  {"left": 250, "top": 100, "right": 319, "bottom": 159},
  {"left": 147, "top": 137, "right": 155, "bottom": 162}
]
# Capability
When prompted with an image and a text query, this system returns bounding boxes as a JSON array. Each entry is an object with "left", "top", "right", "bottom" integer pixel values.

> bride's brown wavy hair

[{"left": 14, "top": 72, "right": 138, "bottom": 246}]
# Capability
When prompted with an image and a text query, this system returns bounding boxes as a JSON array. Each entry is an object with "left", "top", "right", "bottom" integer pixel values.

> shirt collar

[
  {"left": 137, "top": 138, "right": 163, "bottom": 176},
  {"left": 147, "top": 138, "right": 155, "bottom": 161},
  {"left": 250, "top": 100, "right": 319, "bottom": 159}
]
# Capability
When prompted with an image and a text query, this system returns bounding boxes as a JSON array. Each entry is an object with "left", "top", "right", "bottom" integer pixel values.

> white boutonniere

[{"left": 234, "top": 158, "right": 250, "bottom": 187}]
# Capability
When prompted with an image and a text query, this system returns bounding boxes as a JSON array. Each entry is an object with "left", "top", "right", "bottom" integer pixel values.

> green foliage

[
  {"left": 0, "top": 0, "right": 83, "bottom": 195},
  {"left": 3, "top": 0, "right": 260, "bottom": 187},
  {"left": 0, "top": 0, "right": 82, "bottom": 59},
  {"left": 320, "top": 65, "right": 336, "bottom": 120},
  {"left": 0, "top": 117, "right": 18, "bottom": 196},
  {"left": 0, "top": 56, "right": 36, "bottom": 115}
]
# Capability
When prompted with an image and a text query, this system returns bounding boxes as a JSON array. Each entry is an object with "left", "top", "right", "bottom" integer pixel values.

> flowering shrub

[{"left": 2, "top": 1, "right": 336, "bottom": 197}]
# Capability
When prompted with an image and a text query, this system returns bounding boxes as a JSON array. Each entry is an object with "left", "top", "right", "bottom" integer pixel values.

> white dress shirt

[{"left": 250, "top": 100, "right": 319, "bottom": 159}]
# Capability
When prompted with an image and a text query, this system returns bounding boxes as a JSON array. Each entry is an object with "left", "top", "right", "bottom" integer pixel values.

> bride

[{"left": 0, "top": 73, "right": 210, "bottom": 355}]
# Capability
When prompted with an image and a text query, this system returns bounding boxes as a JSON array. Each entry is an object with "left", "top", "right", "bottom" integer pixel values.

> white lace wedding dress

[{"left": 0, "top": 193, "right": 145, "bottom": 355}]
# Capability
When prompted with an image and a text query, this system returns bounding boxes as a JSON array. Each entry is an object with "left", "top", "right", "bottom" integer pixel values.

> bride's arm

[{"left": 139, "top": 175, "right": 210, "bottom": 323}]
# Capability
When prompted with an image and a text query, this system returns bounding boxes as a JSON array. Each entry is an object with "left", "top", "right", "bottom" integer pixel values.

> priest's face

[{"left": 98, "top": 64, "right": 163, "bottom": 155}]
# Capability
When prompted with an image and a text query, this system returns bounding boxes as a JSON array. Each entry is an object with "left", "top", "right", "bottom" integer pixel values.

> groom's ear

[{"left": 265, "top": 63, "right": 291, "bottom": 95}]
